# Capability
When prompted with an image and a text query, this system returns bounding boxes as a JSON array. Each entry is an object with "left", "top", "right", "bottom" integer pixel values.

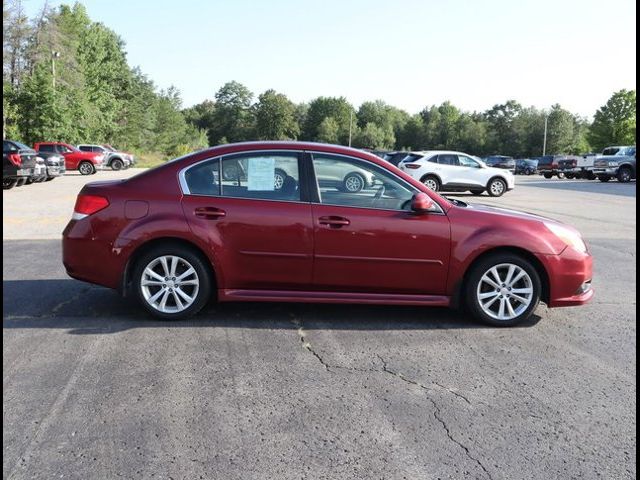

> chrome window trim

[
  {"left": 308, "top": 151, "right": 446, "bottom": 215},
  {"left": 178, "top": 148, "right": 446, "bottom": 215}
]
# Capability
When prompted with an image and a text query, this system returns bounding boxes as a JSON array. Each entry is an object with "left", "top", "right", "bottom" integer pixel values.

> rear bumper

[{"left": 538, "top": 247, "right": 594, "bottom": 308}]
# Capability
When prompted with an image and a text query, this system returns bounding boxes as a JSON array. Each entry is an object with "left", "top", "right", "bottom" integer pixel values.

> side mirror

[{"left": 411, "top": 192, "right": 435, "bottom": 214}]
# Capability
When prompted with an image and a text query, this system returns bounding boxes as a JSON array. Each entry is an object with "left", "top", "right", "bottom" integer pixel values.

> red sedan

[{"left": 62, "top": 142, "right": 593, "bottom": 326}]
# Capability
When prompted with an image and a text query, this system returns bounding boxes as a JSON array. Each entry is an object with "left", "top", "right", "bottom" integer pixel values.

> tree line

[{"left": 3, "top": 1, "right": 636, "bottom": 160}]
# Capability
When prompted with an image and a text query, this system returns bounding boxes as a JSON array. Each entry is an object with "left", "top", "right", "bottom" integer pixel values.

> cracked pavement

[{"left": 3, "top": 172, "right": 637, "bottom": 479}]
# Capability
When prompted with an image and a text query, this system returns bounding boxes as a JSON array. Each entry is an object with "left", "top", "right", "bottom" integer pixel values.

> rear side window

[
  {"left": 38, "top": 144, "right": 56, "bottom": 153},
  {"left": 183, "top": 152, "right": 301, "bottom": 202},
  {"left": 438, "top": 154, "right": 458, "bottom": 166},
  {"left": 78, "top": 146, "right": 92, "bottom": 152},
  {"left": 428, "top": 155, "right": 439, "bottom": 163}
]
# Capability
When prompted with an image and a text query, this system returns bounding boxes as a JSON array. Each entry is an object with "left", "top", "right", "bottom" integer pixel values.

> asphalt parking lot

[{"left": 3, "top": 171, "right": 636, "bottom": 479}]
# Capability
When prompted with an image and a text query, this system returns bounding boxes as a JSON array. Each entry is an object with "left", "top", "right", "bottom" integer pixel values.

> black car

[
  {"left": 3, "top": 140, "right": 37, "bottom": 190},
  {"left": 383, "top": 151, "right": 413, "bottom": 166},
  {"left": 483, "top": 155, "right": 516, "bottom": 173},
  {"left": 515, "top": 158, "right": 538, "bottom": 175}
]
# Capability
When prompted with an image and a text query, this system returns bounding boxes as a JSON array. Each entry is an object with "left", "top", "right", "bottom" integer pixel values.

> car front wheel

[
  {"left": 487, "top": 178, "right": 507, "bottom": 197},
  {"left": 617, "top": 167, "right": 632, "bottom": 183},
  {"left": 465, "top": 253, "right": 542, "bottom": 327},
  {"left": 133, "top": 245, "right": 212, "bottom": 320},
  {"left": 111, "top": 158, "right": 124, "bottom": 171},
  {"left": 3, "top": 178, "right": 17, "bottom": 190}
]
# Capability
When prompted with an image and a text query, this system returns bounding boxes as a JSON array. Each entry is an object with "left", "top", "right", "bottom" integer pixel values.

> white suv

[{"left": 398, "top": 151, "right": 515, "bottom": 197}]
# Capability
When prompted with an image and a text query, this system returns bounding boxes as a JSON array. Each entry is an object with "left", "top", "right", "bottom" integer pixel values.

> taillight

[
  {"left": 8, "top": 153, "right": 22, "bottom": 166},
  {"left": 72, "top": 194, "right": 109, "bottom": 220},
  {"left": 405, "top": 163, "right": 421, "bottom": 170}
]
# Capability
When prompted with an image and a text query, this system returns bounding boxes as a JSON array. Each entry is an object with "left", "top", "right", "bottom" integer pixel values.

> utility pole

[
  {"left": 51, "top": 51, "right": 60, "bottom": 90},
  {"left": 348, "top": 110, "right": 353, "bottom": 147},
  {"left": 542, "top": 114, "right": 548, "bottom": 156}
]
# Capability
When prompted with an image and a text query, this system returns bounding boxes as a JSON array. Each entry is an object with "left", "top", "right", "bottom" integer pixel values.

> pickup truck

[
  {"left": 592, "top": 146, "right": 636, "bottom": 183},
  {"left": 34, "top": 142, "right": 104, "bottom": 175},
  {"left": 535, "top": 155, "right": 565, "bottom": 179},
  {"left": 3, "top": 140, "right": 37, "bottom": 189},
  {"left": 557, "top": 154, "right": 597, "bottom": 180}
]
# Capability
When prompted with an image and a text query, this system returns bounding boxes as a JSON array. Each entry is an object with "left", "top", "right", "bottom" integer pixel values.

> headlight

[
  {"left": 608, "top": 161, "right": 620, "bottom": 167},
  {"left": 545, "top": 222, "right": 588, "bottom": 253}
]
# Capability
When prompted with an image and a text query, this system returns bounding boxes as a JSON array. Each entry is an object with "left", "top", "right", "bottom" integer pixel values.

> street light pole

[
  {"left": 348, "top": 110, "right": 353, "bottom": 147},
  {"left": 542, "top": 114, "right": 548, "bottom": 156}
]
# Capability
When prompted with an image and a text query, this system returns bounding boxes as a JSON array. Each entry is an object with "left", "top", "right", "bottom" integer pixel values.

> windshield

[{"left": 12, "top": 141, "right": 33, "bottom": 151}]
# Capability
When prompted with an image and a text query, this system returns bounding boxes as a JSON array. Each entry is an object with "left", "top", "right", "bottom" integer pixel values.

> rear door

[{"left": 181, "top": 150, "right": 314, "bottom": 290}]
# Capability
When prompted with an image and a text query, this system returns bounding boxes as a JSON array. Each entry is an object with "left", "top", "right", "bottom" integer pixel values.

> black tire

[
  {"left": 487, "top": 177, "right": 507, "bottom": 197},
  {"left": 598, "top": 175, "right": 610, "bottom": 183},
  {"left": 25, "top": 177, "right": 34, "bottom": 185},
  {"left": 543, "top": 173, "right": 553, "bottom": 179},
  {"left": 78, "top": 161, "right": 95, "bottom": 175},
  {"left": 3, "top": 178, "right": 17, "bottom": 190},
  {"left": 343, "top": 173, "right": 366, "bottom": 193},
  {"left": 110, "top": 158, "right": 124, "bottom": 171},
  {"left": 132, "top": 244, "right": 213, "bottom": 320},
  {"left": 470, "top": 189, "right": 484, "bottom": 196},
  {"left": 464, "top": 253, "right": 542, "bottom": 327},
  {"left": 16, "top": 178, "right": 27, "bottom": 187},
  {"left": 556, "top": 172, "right": 565, "bottom": 179},
  {"left": 617, "top": 166, "right": 632, "bottom": 183},
  {"left": 421, "top": 175, "right": 440, "bottom": 192},
  {"left": 586, "top": 171, "right": 596, "bottom": 180},
  {"left": 565, "top": 173, "right": 575, "bottom": 179},
  {"left": 45, "top": 176, "right": 54, "bottom": 181}
]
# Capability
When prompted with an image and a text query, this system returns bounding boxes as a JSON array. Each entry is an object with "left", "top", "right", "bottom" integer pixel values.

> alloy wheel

[
  {"left": 489, "top": 179, "right": 505, "bottom": 196},
  {"left": 140, "top": 255, "right": 200, "bottom": 314},
  {"left": 345, "top": 175, "right": 364, "bottom": 192},
  {"left": 476, "top": 263, "right": 533, "bottom": 321},
  {"left": 424, "top": 178, "right": 439, "bottom": 191}
]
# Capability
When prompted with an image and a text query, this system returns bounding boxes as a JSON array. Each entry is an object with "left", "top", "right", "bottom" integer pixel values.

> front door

[
  {"left": 309, "top": 152, "right": 451, "bottom": 295},
  {"left": 181, "top": 151, "right": 314, "bottom": 290}
]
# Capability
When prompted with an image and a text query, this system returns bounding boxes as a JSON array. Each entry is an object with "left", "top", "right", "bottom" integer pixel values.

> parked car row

[
  {"left": 3, "top": 140, "right": 65, "bottom": 189},
  {"left": 3, "top": 140, "right": 136, "bottom": 190},
  {"left": 537, "top": 146, "right": 635, "bottom": 183}
]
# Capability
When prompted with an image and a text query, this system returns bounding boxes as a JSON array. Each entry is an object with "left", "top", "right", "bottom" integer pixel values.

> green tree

[
  {"left": 304, "top": 96, "right": 354, "bottom": 144},
  {"left": 484, "top": 100, "right": 523, "bottom": 156},
  {"left": 545, "top": 104, "right": 576, "bottom": 154},
  {"left": 589, "top": 89, "right": 636, "bottom": 150},
  {"left": 316, "top": 117, "right": 340, "bottom": 144},
  {"left": 211, "top": 80, "right": 254, "bottom": 143},
  {"left": 255, "top": 89, "right": 299, "bottom": 140},
  {"left": 352, "top": 122, "right": 394, "bottom": 150},
  {"left": 183, "top": 100, "right": 216, "bottom": 145}
]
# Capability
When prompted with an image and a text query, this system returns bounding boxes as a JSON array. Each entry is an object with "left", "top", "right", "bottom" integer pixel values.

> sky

[{"left": 23, "top": 0, "right": 637, "bottom": 118}]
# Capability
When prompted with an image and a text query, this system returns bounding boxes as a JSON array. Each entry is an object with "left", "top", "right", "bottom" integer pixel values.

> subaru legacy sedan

[{"left": 62, "top": 142, "right": 593, "bottom": 326}]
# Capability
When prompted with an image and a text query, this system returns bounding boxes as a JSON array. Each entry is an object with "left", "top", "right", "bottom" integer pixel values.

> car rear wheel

[
  {"left": 421, "top": 175, "right": 440, "bottom": 192},
  {"left": 343, "top": 173, "right": 365, "bottom": 193},
  {"left": 3, "top": 178, "right": 17, "bottom": 190},
  {"left": 543, "top": 173, "right": 553, "bottom": 179},
  {"left": 465, "top": 253, "right": 541, "bottom": 327},
  {"left": 274, "top": 169, "right": 286, "bottom": 190},
  {"left": 617, "top": 167, "right": 632, "bottom": 183},
  {"left": 133, "top": 246, "right": 212, "bottom": 320},
  {"left": 78, "top": 161, "right": 95, "bottom": 175},
  {"left": 487, "top": 178, "right": 507, "bottom": 197},
  {"left": 565, "top": 173, "right": 575, "bottom": 179},
  {"left": 598, "top": 175, "right": 610, "bottom": 182},
  {"left": 111, "top": 158, "right": 124, "bottom": 171}
]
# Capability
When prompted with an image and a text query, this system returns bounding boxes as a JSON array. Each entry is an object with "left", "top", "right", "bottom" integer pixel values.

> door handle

[
  {"left": 318, "top": 216, "right": 350, "bottom": 228},
  {"left": 194, "top": 207, "right": 226, "bottom": 220}
]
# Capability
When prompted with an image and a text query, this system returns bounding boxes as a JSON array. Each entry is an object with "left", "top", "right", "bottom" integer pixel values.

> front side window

[
  {"left": 311, "top": 153, "right": 415, "bottom": 210},
  {"left": 184, "top": 152, "right": 301, "bottom": 201},
  {"left": 458, "top": 155, "right": 480, "bottom": 168},
  {"left": 39, "top": 144, "right": 56, "bottom": 153}
]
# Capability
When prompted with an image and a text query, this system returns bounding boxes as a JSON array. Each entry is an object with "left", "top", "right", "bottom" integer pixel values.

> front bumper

[
  {"left": 592, "top": 168, "right": 617, "bottom": 176},
  {"left": 538, "top": 246, "right": 594, "bottom": 307}
]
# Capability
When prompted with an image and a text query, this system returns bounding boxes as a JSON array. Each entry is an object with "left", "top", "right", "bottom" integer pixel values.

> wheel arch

[
  {"left": 451, "top": 246, "right": 550, "bottom": 309},
  {"left": 419, "top": 172, "right": 442, "bottom": 185},
  {"left": 121, "top": 236, "right": 218, "bottom": 298},
  {"left": 486, "top": 175, "right": 507, "bottom": 189}
]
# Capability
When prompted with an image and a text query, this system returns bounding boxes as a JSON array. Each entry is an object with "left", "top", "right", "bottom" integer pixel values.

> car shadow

[{"left": 2, "top": 279, "right": 543, "bottom": 334}]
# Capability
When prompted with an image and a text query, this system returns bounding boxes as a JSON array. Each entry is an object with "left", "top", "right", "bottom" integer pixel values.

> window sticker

[{"left": 247, "top": 157, "right": 275, "bottom": 191}]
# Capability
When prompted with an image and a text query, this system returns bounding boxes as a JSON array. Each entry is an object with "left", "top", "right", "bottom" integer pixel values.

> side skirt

[{"left": 219, "top": 289, "right": 451, "bottom": 307}]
